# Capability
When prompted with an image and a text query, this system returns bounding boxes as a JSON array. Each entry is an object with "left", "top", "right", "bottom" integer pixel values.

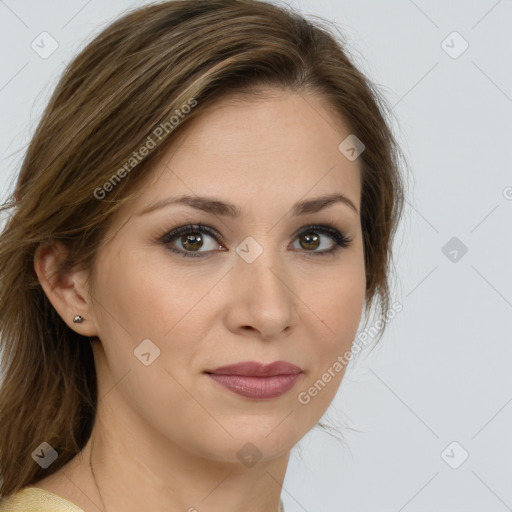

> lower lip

[{"left": 206, "top": 373, "right": 302, "bottom": 400}]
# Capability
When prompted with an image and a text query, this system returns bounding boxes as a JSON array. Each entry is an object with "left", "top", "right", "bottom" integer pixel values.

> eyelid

[{"left": 159, "top": 222, "right": 223, "bottom": 245}]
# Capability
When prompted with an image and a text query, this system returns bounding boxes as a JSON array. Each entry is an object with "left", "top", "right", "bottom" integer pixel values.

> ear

[{"left": 34, "top": 240, "right": 99, "bottom": 337}]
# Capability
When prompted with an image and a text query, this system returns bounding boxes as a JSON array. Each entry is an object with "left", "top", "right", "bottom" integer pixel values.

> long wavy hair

[{"left": 0, "top": 0, "right": 406, "bottom": 497}]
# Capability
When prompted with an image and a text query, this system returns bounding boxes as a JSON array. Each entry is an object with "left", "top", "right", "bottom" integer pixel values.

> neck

[{"left": 83, "top": 422, "right": 288, "bottom": 512}]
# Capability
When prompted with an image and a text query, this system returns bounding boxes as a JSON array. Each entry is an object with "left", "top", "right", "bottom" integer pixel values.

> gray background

[{"left": 0, "top": 1, "right": 511, "bottom": 511}]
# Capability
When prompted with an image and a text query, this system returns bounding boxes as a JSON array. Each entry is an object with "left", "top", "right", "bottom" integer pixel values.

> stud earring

[{"left": 73, "top": 315, "right": 84, "bottom": 324}]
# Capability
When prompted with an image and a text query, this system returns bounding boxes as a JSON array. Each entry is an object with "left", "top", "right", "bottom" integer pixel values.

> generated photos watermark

[
  {"left": 297, "top": 300, "right": 403, "bottom": 405},
  {"left": 93, "top": 98, "right": 197, "bottom": 200}
]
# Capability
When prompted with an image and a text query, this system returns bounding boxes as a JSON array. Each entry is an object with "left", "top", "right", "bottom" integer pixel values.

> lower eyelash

[{"left": 160, "top": 223, "right": 352, "bottom": 258}]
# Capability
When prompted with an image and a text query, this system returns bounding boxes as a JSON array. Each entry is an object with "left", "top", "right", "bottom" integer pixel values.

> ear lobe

[{"left": 33, "top": 240, "right": 99, "bottom": 336}]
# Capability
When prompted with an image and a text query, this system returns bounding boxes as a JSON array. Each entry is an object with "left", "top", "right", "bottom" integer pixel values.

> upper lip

[{"left": 205, "top": 360, "right": 302, "bottom": 377}]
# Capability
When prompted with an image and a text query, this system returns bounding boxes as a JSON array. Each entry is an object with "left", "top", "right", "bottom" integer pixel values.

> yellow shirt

[
  {"left": 0, "top": 487, "right": 84, "bottom": 512},
  {"left": 0, "top": 486, "right": 285, "bottom": 511}
]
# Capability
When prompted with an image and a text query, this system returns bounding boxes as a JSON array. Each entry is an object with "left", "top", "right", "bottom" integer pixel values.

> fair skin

[{"left": 33, "top": 89, "right": 366, "bottom": 512}]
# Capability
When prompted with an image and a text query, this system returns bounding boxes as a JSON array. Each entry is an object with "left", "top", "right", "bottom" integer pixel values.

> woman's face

[{"left": 85, "top": 89, "right": 366, "bottom": 463}]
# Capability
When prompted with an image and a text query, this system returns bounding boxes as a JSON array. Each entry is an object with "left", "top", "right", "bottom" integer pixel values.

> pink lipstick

[{"left": 204, "top": 361, "right": 302, "bottom": 400}]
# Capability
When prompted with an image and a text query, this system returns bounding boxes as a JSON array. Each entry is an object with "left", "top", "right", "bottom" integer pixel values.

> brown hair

[{"left": 0, "top": 0, "right": 406, "bottom": 497}]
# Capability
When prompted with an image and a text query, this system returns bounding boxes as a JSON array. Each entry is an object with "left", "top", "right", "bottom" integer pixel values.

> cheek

[
  {"left": 326, "top": 276, "right": 366, "bottom": 343},
  {"left": 89, "top": 254, "right": 215, "bottom": 445},
  {"left": 94, "top": 247, "right": 208, "bottom": 340},
  {"left": 91, "top": 249, "right": 220, "bottom": 396},
  {"left": 305, "top": 255, "right": 366, "bottom": 348},
  {"left": 296, "top": 257, "right": 366, "bottom": 407}
]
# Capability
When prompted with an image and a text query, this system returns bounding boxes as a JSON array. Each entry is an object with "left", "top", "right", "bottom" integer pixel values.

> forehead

[{"left": 131, "top": 89, "right": 362, "bottom": 221}]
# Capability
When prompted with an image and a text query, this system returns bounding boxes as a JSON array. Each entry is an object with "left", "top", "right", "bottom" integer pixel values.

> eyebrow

[{"left": 136, "top": 192, "right": 359, "bottom": 217}]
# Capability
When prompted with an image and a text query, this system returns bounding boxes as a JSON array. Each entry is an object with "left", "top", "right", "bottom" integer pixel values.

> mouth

[{"left": 204, "top": 360, "right": 303, "bottom": 400}]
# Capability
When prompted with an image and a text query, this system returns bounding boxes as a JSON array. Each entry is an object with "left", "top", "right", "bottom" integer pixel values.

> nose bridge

[
  {"left": 235, "top": 235, "right": 289, "bottom": 298},
  {"left": 227, "top": 233, "right": 297, "bottom": 335}
]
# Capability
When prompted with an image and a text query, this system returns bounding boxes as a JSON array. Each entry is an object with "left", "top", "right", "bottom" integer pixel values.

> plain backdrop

[{"left": 0, "top": 1, "right": 511, "bottom": 511}]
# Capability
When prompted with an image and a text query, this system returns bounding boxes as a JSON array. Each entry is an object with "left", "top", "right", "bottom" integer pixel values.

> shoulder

[{"left": 0, "top": 487, "right": 85, "bottom": 512}]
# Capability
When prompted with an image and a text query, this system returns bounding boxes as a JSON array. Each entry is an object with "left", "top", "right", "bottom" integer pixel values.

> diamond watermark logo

[
  {"left": 31, "top": 32, "right": 59, "bottom": 59},
  {"left": 441, "top": 441, "right": 469, "bottom": 469},
  {"left": 441, "top": 31, "right": 469, "bottom": 59},
  {"left": 338, "top": 134, "right": 365, "bottom": 161},
  {"left": 32, "top": 441, "right": 58, "bottom": 469},
  {"left": 134, "top": 338, "right": 161, "bottom": 366},
  {"left": 442, "top": 236, "right": 468, "bottom": 263},
  {"left": 236, "top": 442, "right": 262, "bottom": 468},
  {"left": 236, "top": 236, "right": 263, "bottom": 263}
]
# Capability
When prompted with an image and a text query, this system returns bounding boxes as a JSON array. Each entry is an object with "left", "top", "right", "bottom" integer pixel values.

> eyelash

[{"left": 159, "top": 222, "right": 352, "bottom": 259}]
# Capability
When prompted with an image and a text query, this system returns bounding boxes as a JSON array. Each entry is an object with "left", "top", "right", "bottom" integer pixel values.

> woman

[{"left": 0, "top": 1, "right": 406, "bottom": 510}]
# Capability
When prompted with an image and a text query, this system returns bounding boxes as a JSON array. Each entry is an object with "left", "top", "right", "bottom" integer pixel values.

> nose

[{"left": 223, "top": 245, "right": 299, "bottom": 340}]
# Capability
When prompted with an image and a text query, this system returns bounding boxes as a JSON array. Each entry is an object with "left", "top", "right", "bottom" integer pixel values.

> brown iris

[
  {"left": 181, "top": 232, "right": 204, "bottom": 251},
  {"left": 299, "top": 231, "right": 320, "bottom": 251}
]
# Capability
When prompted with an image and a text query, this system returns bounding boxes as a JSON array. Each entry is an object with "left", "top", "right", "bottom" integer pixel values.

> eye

[
  {"left": 291, "top": 224, "right": 352, "bottom": 256},
  {"left": 160, "top": 223, "right": 225, "bottom": 258},
  {"left": 159, "top": 223, "right": 352, "bottom": 258}
]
